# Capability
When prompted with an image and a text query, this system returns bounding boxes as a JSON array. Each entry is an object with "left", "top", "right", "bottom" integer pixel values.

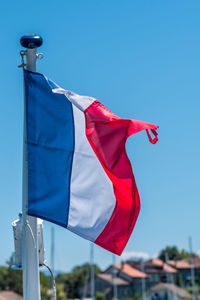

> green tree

[
  {"left": 0, "top": 258, "right": 59, "bottom": 299},
  {"left": 95, "top": 292, "right": 105, "bottom": 300},
  {"left": 127, "top": 293, "right": 141, "bottom": 300},
  {"left": 56, "top": 263, "right": 101, "bottom": 299},
  {"left": 0, "top": 258, "right": 101, "bottom": 299},
  {"left": 40, "top": 271, "right": 52, "bottom": 300},
  {"left": 158, "top": 246, "right": 198, "bottom": 261},
  {"left": 56, "top": 283, "right": 67, "bottom": 300},
  {"left": 0, "top": 266, "right": 22, "bottom": 295}
]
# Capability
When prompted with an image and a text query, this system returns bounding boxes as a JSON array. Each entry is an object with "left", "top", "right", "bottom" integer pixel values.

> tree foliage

[
  {"left": 158, "top": 246, "right": 198, "bottom": 261},
  {"left": 127, "top": 293, "right": 141, "bottom": 300},
  {"left": 56, "top": 263, "right": 101, "bottom": 299},
  {"left": 0, "top": 266, "right": 22, "bottom": 295},
  {"left": 95, "top": 292, "right": 106, "bottom": 300}
]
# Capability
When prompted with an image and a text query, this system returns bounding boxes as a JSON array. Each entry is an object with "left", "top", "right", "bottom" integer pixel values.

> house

[
  {"left": 144, "top": 259, "right": 177, "bottom": 286},
  {"left": 104, "top": 263, "right": 148, "bottom": 294},
  {"left": 0, "top": 291, "right": 22, "bottom": 300},
  {"left": 95, "top": 273, "right": 132, "bottom": 300},
  {"left": 168, "top": 258, "right": 200, "bottom": 287},
  {"left": 150, "top": 283, "right": 192, "bottom": 300},
  {"left": 127, "top": 259, "right": 177, "bottom": 287}
]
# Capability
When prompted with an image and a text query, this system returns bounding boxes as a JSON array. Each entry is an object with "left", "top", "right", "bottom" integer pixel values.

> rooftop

[
  {"left": 151, "top": 283, "right": 192, "bottom": 299},
  {"left": 145, "top": 259, "right": 177, "bottom": 273},
  {"left": 168, "top": 258, "right": 200, "bottom": 269},
  {"left": 114, "top": 263, "right": 148, "bottom": 278},
  {"left": 0, "top": 291, "right": 22, "bottom": 300},
  {"left": 97, "top": 273, "right": 129, "bottom": 285}
]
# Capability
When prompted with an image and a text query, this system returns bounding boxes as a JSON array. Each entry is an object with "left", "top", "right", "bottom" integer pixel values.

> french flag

[{"left": 25, "top": 70, "right": 158, "bottom": 255}]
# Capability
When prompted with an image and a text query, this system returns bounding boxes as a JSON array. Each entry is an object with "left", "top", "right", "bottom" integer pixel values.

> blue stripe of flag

[{"left": 24, "top": 70, "right": 74, "bottom": 227}]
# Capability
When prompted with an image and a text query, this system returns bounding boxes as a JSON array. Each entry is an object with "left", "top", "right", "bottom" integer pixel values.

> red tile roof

[
  {"left": 168, "top": 258, "right": 200, "bottom": 269},
  {"left": 145, "top": 259, "right": 177, "bottom": 273},
  {"left": 163, "top": 263, "right": 177, "bottom": 273},
  {"left": 151, "top": 259, "right": 164, "bottom": 266},
  {"left": 151, "top": 283, "right": 192, "bottom": 299},
  {"left": 97, "top": 273, "right": 129, "bottom": 285},
  {"left": 0, "top": 291, "right": 22, "bottom": 300},
  {"left": 114, "top": 263, "right": 148, "bottom": 278}
]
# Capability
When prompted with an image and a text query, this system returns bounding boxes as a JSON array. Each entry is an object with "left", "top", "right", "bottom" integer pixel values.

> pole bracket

[
  {"left": 18, "top": 50, "right": 44, "bottom": 69},
  {"left": 18, "top": 50, "right": 27, "bottom": 68}
]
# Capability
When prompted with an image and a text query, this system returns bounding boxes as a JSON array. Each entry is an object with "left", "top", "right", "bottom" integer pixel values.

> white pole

[
  {"left": 189, "top": 237, "right": 196, "bottom": 300},
  {"left": 141, "top": 259, "right": 146, "bottom": 300},
  {"left": 51, "top": 227, "right": 55, "bottom": 275},
  {"left": 90, "top": 243, "right": 95, "bottom": 300},
  {"left": 112, "top": 254, "right": 118, "bottom": 300},
  {"left": 20, "top": 35, "right": 43, "bottom": 300},
  {"left": 165, "top": 253, "right": 172, "bottom": 300}
]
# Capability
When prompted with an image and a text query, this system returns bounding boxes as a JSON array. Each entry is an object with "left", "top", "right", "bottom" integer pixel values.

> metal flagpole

[
  {"left": 20, "top": 35, "right": 43, "bottom": 300},
  {"left": 90, "top": 243, "right": 95, "bottom": 300},
  {"left": 51, "top": 227, "right": 55, "bottom": 275},
  {"left": 112, "top": 254, "right": 118, "bottom": 300},
  {"left": 165, "top": 253, "right": 177, "bottom": 300},
  {"left": 141, "top": 259, "right": 146, "bottom": 300},
  {"left": 165, "top": 252, "right": 172, "bottom": 300},
  {"left": 189, "top": 237, "right": 196, "bottom": 300}
]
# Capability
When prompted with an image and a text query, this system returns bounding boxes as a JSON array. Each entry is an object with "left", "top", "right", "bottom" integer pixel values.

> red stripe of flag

[{"left": 84, "top": 100, "right": 159, "bottom": 255}]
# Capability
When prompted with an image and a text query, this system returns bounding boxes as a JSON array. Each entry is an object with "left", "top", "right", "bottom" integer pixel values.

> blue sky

[{"left": 0, "top": 0, "right": 200, "bottom": 272}]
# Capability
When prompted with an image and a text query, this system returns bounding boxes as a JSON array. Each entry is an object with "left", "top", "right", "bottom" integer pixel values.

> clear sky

[{"left": 0, "top": 0, "right": 200, "bottom": 272}]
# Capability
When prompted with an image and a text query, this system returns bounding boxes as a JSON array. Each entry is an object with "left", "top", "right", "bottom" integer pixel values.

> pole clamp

[
  {"left": 37, "top": 53, "right": 44, "bottom": 60},
  {"left": 18, "top": 50, "right": 27, "bottom": 68},
  {"left": 18, "top": 50, "right": 44, "bottom": 69}
]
